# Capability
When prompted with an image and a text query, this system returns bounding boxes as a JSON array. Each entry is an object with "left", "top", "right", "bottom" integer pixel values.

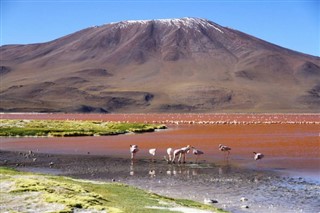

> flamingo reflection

[{"left": 130, "top": 161, "right": 135, "bottom": 176}]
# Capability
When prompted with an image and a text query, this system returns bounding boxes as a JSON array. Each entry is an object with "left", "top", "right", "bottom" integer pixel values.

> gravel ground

[{"left": 1, "top": 150, "right": 319, "bottom": 213}]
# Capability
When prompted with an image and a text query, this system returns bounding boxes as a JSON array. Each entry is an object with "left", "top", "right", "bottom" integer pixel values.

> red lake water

[{"left": 1, "top": 113, "right": 319, "bottom": 178}]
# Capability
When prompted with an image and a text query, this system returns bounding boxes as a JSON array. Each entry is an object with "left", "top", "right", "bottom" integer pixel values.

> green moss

[
  {"left": 0, "top": 119, "right": 166, "bottom": 137},
  {"left": 0, "top": 167, "right": 19, "bottom": 175},
  {"left": 8, "top": 175, "right": 109, "bottom": 212},
  {"left": 1, "top": 167, "right": 226, "bottom": 213}
]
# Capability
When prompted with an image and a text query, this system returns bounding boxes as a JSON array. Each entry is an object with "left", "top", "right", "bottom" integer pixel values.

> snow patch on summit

[
  {"left": 108, "top": 17, "right": 224, "bottom": 33},
  {"left": 211, "top": 25, "right": 224, "bottom": 33}
]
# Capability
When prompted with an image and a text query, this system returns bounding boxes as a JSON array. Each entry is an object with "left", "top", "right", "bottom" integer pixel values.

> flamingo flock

[{"left": 129, "top": 144, "right": 264, "bottom": 164}]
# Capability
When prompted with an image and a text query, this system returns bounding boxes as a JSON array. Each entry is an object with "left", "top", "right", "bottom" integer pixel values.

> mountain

[{"left": 1, "top": 17, "right": 320, "bottom": 113}]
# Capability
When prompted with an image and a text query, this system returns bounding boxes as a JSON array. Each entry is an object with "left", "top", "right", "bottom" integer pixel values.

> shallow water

[
  {"left": 121, "top": 161, "right": 320, "bottom": 213},
  {"left": 1, "top": 150, "right": 319, "bottom": 213},
  {"left": 1, "top": 122, "right": 319, "bottom": 179}
]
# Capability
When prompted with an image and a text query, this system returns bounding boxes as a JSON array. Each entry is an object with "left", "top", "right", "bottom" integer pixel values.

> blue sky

[{"left": 1, "top": 0, "right": 319, "bottom": 56}]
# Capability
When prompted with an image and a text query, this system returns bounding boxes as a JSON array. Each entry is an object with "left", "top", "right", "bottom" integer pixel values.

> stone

[
  {"left": 240, "top": 197, "right": 248, "bottom": 202},
  {"left": 204, "top": 198, "right": 218, "bottom": 204}
]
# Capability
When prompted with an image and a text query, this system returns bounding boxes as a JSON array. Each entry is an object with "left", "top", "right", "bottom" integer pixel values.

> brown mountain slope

[{"left": 1, "top": 17, "right": 320, "bottom": 113}]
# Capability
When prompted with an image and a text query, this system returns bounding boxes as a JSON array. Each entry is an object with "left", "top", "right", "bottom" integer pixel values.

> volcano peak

[{"left": 0, "top": 18, "right": 319, "bottom": 113}]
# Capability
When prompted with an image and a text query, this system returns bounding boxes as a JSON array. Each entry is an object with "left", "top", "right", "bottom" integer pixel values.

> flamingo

[
  {"left": 219, "top": 144, "right": 231, "bottom": 160},
  {"left": 253, "top": 152, "right": 264, "bottom": 169},
  {"left": 172, "top": 145, "right": 191, "bottom": 164},
  {"left": 253, "top": 152, "right": 264, "bottom": 161},
  {"left": 191, "top": 147, "right": 204, "bottom": 163},
  {"left": 130, "top": 145, "right": 139, "bottom": 160},
  {"left": 149, "top": 148, "right": 156, "bottom": 162},
  {"left": 164, "top": 148, "right": 173, "bottom": 163}
]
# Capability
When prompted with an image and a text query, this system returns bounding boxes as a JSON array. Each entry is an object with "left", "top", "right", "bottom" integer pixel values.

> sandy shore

[{"left": 1, "top": 150, "right": 319, "bottom": 213}]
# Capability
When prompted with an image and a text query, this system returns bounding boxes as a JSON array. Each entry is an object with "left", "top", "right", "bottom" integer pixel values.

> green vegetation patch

[
  {"left": 0, "top": 119, "right": 166, "bottom": 137},
  {"left": 0, "top": 167, "right": 225, "bottom": 213}
]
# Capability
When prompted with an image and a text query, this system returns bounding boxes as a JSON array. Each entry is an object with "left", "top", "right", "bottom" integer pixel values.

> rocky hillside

[{"left": 1, "top": 17, "right": 319, "bottom": 112}]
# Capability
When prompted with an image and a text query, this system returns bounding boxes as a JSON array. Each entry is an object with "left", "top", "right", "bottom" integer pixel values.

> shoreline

[
  {"left": 1, "top": 112, "right": 319, "bottom": 125},
  {"left": 1, "top": 145, "right": 319, "bottom": 182},
  {"left": 1, "top": 150, "right": 319, "bottom": 213}
]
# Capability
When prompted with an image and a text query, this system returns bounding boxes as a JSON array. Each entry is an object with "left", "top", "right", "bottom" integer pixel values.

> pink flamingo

[
  {"left": 164, "top": 148, "right": 173, "bottom": 163},
  {"left": 253, "top": 152, "right": 264, "bottom": 161},
  {"left": 172, "top": 145, "right": 191, "bottom": 164},
  {"left": 149, "top": 148, "right": 156, "bottom": 162},
  {"left": 191, "top": 147, "right": 204, "bottom": 163},
  {"left": 130, "top": 145, "right": 139, "bottom": 160},
  {"left": 219, "top": 144, "right": 231, "bottom": 160}
]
